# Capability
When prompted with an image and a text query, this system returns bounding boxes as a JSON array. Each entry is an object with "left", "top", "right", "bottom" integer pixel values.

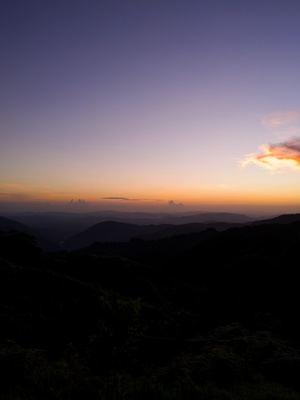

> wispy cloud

[
  {"left": 0, "top": 182, "right": 27, "bottom": 191},
  {"left": 243, "top": 137, "right": 300, "bottom": 170},
  {"left": 102, "top": 197, "right": 141, "bottom": 201},
  {"left": 0, "top": 192, "right": 31, "bottom": 200},
  {"left": 262, "top": 110, "right": 300, "bottom": 129},
  {"left": 0, "top": 182, "right": 32, "bottom": 201}
]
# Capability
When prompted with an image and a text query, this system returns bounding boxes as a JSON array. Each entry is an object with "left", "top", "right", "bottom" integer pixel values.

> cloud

[
  {"left": 0, "top": 192, "right": 31, "bottom": 200},
  {"left": 67, "top": 199, "right": 88, "bottom": 208},
  {"left": 102, "top": 197, "right": 141, "bottom": 201},
  {"left": 262, "top": 110, "right": 300, "bottom": 129},
  {"left": 243, "top": 137, "right": 300, "bottom": 170},
  {"left": 168, "top": 200, "right": 184, "bottom": 207},
  {"left": 0, "top": 182, "right": 27, "bottom": 191}
]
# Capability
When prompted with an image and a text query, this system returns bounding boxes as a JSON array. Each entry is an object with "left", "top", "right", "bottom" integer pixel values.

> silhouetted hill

[
  {"left": 0, "top": 216, "right": 29, "bottom": 232},
  {"left": 7, "top": 212, "right": 98, "bottom": 242},
  {"left": 139, "top": 222, "right": 239, "bottom": 240},
  {"left": 0, "top": 215, "right": 60, "bottom": 252},
  {"left": 86, "top": 210, "right": 253, "bottom": 224},
  {"left": 63, "top": 220, "right": 241, "bottom": 249},
  {"left": 63, "top": 221, "right": 169, "bottom": 249},
  {"left": 8, "top": 211, "right": 253, "bottom": 244},
  {"left": 253, "top": 213, "right": 300, "bottom": 225},
  {"left": 160, "top": 212, "right": 253, "bottom": 224}
]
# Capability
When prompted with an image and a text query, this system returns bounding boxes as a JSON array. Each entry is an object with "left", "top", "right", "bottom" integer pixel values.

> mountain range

[
  {"left": 2, "top": 211, "right": 300, "bottom": 251},
  {"left": 1, "top": 212, "right": 300, "bottom": 399}
]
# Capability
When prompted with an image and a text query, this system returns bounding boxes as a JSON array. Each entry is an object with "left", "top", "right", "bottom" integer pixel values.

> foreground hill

[{"left": 1, "top": 219, "right": 300, "bottom": 399}]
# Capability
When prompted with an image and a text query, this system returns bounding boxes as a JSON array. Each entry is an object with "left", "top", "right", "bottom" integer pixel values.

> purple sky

[{"left": 1, "top": 0, "right": 300, "bottom": 212}]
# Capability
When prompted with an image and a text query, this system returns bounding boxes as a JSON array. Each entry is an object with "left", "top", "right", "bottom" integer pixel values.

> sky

[{"left": 1, "top": 0, "right": 300, "bottom": 213}]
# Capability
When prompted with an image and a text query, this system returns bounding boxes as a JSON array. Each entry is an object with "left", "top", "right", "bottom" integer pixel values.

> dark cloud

[
  {"left": 69, "top": 199, "right": 87, "bottom": 203},
  {"left": 168, "top": 200, "right": 184, "bottom": 207},
  {"left": 67, "top": 199, "right": 88, "bottom": 208}
]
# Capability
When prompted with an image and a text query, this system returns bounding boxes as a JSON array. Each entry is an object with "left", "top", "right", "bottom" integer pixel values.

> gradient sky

[{"left": 1, "top": 0, "right": 300, "bottom": 212}]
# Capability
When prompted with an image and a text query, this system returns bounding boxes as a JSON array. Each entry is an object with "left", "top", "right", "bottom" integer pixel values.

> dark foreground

[{"left": 1, "top": 221, "right": 300, "bottom": 399}]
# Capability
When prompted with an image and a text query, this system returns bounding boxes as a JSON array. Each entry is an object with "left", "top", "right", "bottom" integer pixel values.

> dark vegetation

[{"left": 1, "top": 215, "right": 300, "bottom": 399}]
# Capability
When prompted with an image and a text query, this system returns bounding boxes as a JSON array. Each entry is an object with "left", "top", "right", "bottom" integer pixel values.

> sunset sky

[{"left": 1, "top": 0, "right": 300, "bottom": 213}]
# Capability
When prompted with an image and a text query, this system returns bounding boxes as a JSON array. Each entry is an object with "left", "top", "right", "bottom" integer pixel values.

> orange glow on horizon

[{"left": 1, "top": 182, "right": 300, "bottom": 208}]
